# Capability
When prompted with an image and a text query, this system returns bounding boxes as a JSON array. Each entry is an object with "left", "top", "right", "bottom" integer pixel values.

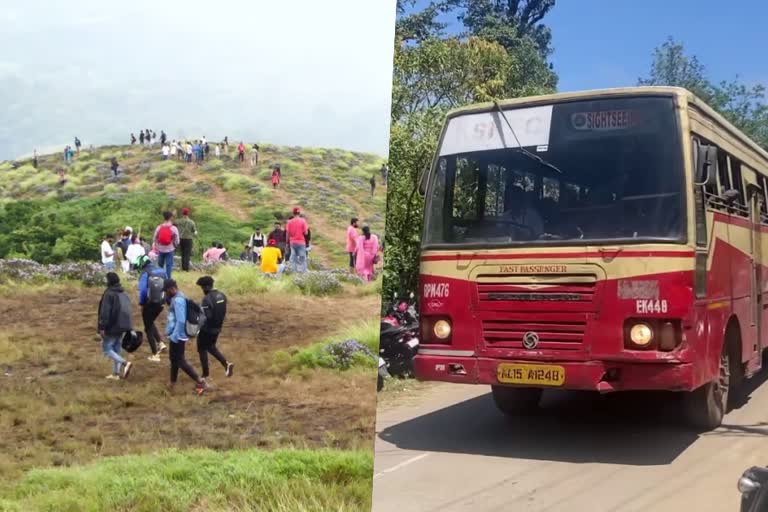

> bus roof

[{"left": 445, "top": 86, "right": 768, "bottom": 163}]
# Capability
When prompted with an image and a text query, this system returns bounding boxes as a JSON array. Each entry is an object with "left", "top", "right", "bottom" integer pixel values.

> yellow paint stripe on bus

[{"left": 706, "top": 300, "right": 730, "bottom": 310}]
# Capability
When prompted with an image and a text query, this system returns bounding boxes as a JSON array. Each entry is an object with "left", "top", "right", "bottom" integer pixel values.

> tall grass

[{"left": 0, "top": 449, "right": 373, "bottom": 512}]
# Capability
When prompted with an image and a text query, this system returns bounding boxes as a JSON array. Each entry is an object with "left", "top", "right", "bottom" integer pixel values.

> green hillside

[{"left": 0, "top": 143, "right": 387, "bottom": 268}]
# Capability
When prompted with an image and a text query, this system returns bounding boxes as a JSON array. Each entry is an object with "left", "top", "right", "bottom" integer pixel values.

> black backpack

[
  {"left": 121, "top": 330, "right": 144, "bottom": 353},
  {"left": 185, "top": 299, "right": 204, "bottom": 337},
  {"left": 146, "top": 272, "right": 166, "bottom": 304},
  {"left": 203, "top": 290, "right": 227, "bottom": 331}
]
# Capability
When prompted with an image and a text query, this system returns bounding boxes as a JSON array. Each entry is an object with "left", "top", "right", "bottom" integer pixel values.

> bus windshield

[{"left": 424, "top": 96, "right": 685, "bottom": 247}]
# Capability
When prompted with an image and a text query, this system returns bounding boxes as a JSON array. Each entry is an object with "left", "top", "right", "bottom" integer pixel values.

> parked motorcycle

[
  {"left": 379, "top": 292, "right": 419, "bottom": 383},
  {"left": 739, "top": 466, "right": 768, "bottom": 511}
]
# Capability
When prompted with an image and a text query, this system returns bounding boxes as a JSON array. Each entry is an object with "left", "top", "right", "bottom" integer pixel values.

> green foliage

[
  {"left": 0, "top": 193, "right": 252, "bottom": 263},
  {"left": 639, "top": 37, "right": 768, "bottom": 149},
  {"left": 0, "top": 448, "right": 373, "bottom": 512},
  {"left": 385, "top": 3, "right": 558, "bottom": 299},
  {"left": 460, "top": 0, "right": 556, "bottom": 58}
]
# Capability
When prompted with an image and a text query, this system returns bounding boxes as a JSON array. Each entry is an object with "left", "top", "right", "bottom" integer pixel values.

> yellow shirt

[{"left": 260, "top": 247, "right": 282, "bottom": 273}]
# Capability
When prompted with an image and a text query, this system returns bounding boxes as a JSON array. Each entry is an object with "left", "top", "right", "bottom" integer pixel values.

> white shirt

[
  {"left": 101, "top": 240, "right": 114, "bottom": 264},
  {"left": 162, "top": 145, "right": 170, "bottom": 156},
  {"left": 125, "top": 243, "right": 146, "bottom": 264},
  {"left": 215, "top": 146, "right": 220, "bottom": 156},
  {"left": 202, "top": 137, "right": 207, "bottom": 145}
]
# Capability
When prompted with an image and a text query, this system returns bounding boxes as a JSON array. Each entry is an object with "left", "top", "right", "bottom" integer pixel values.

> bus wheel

[
  {"left": 491, "top": 386, "right": 542, "bottom": 415},
  {"left": 683, "top": 343, "right": 731, "bottom": 431}
]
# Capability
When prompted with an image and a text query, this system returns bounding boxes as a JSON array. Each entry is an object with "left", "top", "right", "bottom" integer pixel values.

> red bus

[{"left": 415, "top": 87, "right": 768, "bottom": 430}]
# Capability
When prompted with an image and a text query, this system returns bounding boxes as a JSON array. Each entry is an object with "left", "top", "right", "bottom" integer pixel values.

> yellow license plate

[{"left": 496, "top": 363, "right": 565, "bottom": 386}]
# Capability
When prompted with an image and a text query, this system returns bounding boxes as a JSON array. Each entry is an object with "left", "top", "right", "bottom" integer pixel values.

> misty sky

[{"left": 0, "top": 0, "right": 397, "bottom": 160}]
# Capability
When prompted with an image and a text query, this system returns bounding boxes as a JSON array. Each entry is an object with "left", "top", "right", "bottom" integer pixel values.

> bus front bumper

[{"left": 414, "top": 354, "right": 696, "bottom": 393}]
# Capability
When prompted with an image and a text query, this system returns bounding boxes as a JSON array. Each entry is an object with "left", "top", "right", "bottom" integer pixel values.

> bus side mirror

[{"left": 695, "top": 144, "right": 718, "bottom": 188}]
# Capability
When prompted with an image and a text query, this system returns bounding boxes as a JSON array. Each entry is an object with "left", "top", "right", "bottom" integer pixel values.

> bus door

[{"left": 748, "top": 183, "right": 763, "bottom": 370}]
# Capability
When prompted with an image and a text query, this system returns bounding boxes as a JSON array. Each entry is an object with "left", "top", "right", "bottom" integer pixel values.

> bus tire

[
  {"left": 491, "top": 386, "right": 542, "bottom": 415},
  {"left": 683, "top": 340, "right": 732, "bottom": 431}
]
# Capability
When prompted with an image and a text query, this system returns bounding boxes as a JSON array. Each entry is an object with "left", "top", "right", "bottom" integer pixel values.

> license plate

[{"left": 496, "top": 363, "right": 565, "bottom": 386}]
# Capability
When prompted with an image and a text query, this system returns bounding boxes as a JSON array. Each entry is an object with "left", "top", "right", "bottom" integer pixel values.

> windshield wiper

[{"left": 492, "top": 99, "right": 563, "bottom": 174}]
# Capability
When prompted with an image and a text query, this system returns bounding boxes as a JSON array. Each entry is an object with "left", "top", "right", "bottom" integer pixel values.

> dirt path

[{"left": 182, "top": 164, "right": 250, "bottom": 222}]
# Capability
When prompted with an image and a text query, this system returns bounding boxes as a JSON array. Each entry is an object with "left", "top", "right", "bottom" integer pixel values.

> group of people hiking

[
  {"left": 346, "top": 217, "right": 381, "bottom": 281},
  {"left": 98, "top": 266, "right": 232, "bottom": 394},
  {"left": 100, "top": 209, "right": 198, "bottom": 278},
  {"left": 130, "top": 129, "right": 163, "bottom": 147},
  {"left": 237, "top": 207, "right": 311, "bottom": 273}
]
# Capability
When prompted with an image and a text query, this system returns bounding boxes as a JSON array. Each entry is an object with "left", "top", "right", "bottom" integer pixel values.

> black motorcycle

[
  {"left": 379, "top": 292, "right": 419, "bottom": 381},
  {"left": 739, "top": 467, "right": 768, "bottom": 511}
]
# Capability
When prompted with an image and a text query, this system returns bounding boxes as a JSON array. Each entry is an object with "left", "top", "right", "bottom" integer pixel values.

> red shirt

[{"left": 286, "top": 217, "right": 308, "bottom": 245}]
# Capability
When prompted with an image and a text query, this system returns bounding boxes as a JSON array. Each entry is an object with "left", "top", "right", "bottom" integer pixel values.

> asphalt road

[{"left": 372, "top": 373, "right": 768, "bottom": 512}]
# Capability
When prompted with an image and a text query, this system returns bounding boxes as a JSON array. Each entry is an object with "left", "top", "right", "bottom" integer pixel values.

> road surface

[{"left": 372, "top": 374, "right": 768, "bottom": 512}]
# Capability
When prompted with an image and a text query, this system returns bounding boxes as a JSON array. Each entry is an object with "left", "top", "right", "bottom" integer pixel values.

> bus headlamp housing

[
  {"left": 629, "top": 323, "right": 653, "bottom": 347},
  {"left": 421, "top": 317, "right": 452, "bottom": 344}
]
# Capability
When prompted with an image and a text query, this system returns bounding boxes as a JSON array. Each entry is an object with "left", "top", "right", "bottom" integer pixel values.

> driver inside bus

[{"left": 500, "top": 185, "right": 544, "bottom": 238}]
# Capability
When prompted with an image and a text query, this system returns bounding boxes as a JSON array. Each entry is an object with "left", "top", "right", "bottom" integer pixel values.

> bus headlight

[
  {"left": 629, "top": 323, "right": 653, "bottom": 347},
  {"left": 433, "top": 320, "right": 452, "bottom": 340}
]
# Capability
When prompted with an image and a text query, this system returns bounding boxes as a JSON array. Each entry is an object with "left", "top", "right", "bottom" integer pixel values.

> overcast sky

[{"left": 0, "top": 0, "right": 397, "bottom": 160}]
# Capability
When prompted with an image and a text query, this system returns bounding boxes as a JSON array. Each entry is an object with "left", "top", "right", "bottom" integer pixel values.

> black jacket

[
  {"left": 97, "top": 284, "right": 133, "bottom": 335},
  {"left": 98, "top": 284, "right": 133, "bottom": 336},
  {"left": 201, "top": 289, "right": 227, "bottom": 335}
]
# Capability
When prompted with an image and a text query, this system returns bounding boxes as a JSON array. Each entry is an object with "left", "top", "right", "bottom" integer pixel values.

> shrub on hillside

[
  {"left": 291, "top": 271, "right": 342, "bottom": 296},
  {"left": 0, "top": 259, "right": 104, "bottom": 287}
]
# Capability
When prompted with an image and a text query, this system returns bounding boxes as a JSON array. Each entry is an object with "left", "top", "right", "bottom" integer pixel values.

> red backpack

[{"left": 157, "top": 224, "right": 174, "bottom": 245}]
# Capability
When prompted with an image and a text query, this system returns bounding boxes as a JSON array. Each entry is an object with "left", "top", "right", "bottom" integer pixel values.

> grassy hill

[{"left": 0, "top": 143, "right": 387, "bottom": 268}]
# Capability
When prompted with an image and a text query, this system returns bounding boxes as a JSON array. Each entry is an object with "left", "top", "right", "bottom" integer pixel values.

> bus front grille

[{"left": 481, "top": 314, "right": 588, "bottom": 350}]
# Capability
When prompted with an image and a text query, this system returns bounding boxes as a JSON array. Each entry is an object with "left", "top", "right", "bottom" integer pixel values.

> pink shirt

[
  {"left": 346, "top": 226, "right": 358, "bottom": 253},
  {"left": 286, "top": 217, "right": 308, "bottom": 245},
  {"left": 203, "top": 247, "right": 226, "bottom": 262}
]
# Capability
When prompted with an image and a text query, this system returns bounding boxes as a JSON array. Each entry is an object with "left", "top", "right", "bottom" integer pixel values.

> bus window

[
  {"left": 717, "top": 150, "right": 731, "bottom": 194},
  {"left": 729, "top": 157, "right": 747, "bottom": 215}
]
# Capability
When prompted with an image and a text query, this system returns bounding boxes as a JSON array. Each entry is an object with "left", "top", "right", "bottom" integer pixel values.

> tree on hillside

[
  {"left": 383, "top": 0, "right": 558, "bottom": 300},
  {"left": 639, "top": 37, "right": 768, "bottom": 149},
  {"left": 460, "top": 0, "right": 556, "bottom": 57}
]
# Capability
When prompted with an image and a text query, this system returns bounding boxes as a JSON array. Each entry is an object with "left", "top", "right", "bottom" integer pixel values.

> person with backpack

[
  {"left": 237, "top": 142, "right": 245, "bottom": 163},
  {"left": 74, "top": 136, "right": 82, "bottom": 155},
  {"left": 139, "top": 131, "right": 145, "bottom": 145},
  {"left": 110, "top": 156, "right": 119, "bottom": 177},
  {"left": 248, "top": 227, "right": 266, "bottom": 264},
  {"left": 153, "top": 211, "right": 180, "bottom": 278},
  {"left": 196, "top": 276, "right": 233, "bottom": 380},
  {"left": 176, "top": 207, "right": 198, "bottom": 272},
  {"left": 160, "top": 130, "right": 167, "bottom": 146},
  {"left": 97, "top": 272, "right": 134, "bottom": 380},
  {"left": 125, "top": 235, "right": 146, "bottom": 271},
  {"left": 136, "top": 255, "right": 168, "bottom": 362},
  {"left": 163, "top": 279, "right": 207, "bottom": 394}
]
